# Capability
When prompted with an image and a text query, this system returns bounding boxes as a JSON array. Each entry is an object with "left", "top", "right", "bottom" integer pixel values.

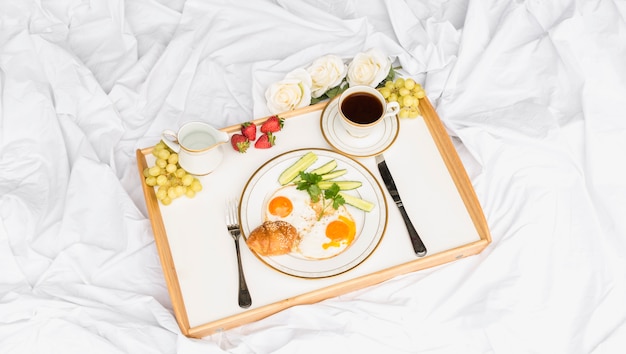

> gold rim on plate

[{"left": 238, "top": 148, "right": 388, "bottom": 279}]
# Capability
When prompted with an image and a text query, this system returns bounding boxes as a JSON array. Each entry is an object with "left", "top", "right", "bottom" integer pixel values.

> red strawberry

[
  {"left": 241, "top": 121, "right": 257, "bottom": 141},
  {"left": 230, "top": 134, "right": 250, "bottom": 153},
  {"left": 260, "top": 115, "right": 284, "bottom": 133},
  {"left": 254, "top": 132, "right": 275, "bottom": 149}
]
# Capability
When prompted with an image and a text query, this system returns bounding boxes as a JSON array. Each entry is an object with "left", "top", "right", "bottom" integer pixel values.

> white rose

[
  {"left": 265, "top": 68, "right": 312, "bottom": 114},
  {"left": 346, "top": 48, "right": 391, "bottom": 87},
  {"left": 306, "top": 55, "right": 347, "bottom": 98}
]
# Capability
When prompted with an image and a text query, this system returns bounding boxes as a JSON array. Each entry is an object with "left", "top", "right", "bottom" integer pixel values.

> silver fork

[{"left": 225, "top": 199, "right": 252, "bottom": 308}]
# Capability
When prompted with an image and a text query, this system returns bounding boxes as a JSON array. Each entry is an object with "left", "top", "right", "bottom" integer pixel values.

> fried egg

[
  {"left": 296, "top": 205, "right": 356, "bottom": 259},
  {"left": 265, "top": 185, "right": 318, "bottom": 235},
  {"left": 264, "top": 185, "right": 357, "bottom": 259}
]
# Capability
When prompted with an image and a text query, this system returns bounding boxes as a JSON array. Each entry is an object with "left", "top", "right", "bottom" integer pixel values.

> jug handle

[{"left": 161, "top": 129, "right": 180, "bottom": 152}]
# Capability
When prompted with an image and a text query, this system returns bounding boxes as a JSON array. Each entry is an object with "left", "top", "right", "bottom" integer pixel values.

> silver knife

[{"left": 375, "top": 154, "right": 427, "bottom": 257}]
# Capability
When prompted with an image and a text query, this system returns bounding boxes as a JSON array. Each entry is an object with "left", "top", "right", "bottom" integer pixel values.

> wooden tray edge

[
  {"left": 136, "top": 97, "right": 492, "bottom": 338},
  {"left": 186, "top": 239, "right": 490, "bottom": 338},
  {"left": 419, "top": 97, "right": 492, "bottom": 244},
  {"left": 136, "top": 148, "right": 192, "bottom": 336}
]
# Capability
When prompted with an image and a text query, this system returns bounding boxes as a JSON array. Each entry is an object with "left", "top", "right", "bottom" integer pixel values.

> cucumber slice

[
  {"left": 321, "top": 169, "right": 347, "bottom": 180},
  {"left": 318, "top": 180, "right": 362, "bottom": 190},
  {"left": 311, "top": 159, "right": 337, "bottom": 175},
  {"left": 278, "top": 151, "right": 318, "bottom": 185},
  {"left": 291, "top": 159, "right": 337, "bottom": 183},
  {"left": 339, "top": 192, "right": 375, "bottom": 212}
]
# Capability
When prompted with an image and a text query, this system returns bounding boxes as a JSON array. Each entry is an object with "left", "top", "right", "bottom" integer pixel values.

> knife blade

[{"left": 375, "top": 154, "right": 427, "bottom": 257}]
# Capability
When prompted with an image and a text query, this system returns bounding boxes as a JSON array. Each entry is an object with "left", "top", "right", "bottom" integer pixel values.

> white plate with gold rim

[
  {"left": 239, "top": 148, "right": 388, "bottom": 278},
  {"left": 320, "top": 97, "right": 400, "bottom": 158}
]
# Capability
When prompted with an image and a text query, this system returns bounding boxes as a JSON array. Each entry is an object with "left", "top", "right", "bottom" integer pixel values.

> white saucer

[{"left": 320, "top": 97, "right": 400, "bottom": 158}]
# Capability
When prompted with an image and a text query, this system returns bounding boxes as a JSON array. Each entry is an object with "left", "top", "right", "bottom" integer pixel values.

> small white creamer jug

[{"left": 162, "top": 122, "right": 229, "bottom": 175}]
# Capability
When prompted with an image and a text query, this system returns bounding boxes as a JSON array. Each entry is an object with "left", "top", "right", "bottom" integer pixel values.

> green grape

[
  {"left": 404, "top": 78, "right": 416, "bottom": 90},
  {"left": 379, "top": 77, "right": 426, "bottom": 119},
  {"left": 395, "top": 95, "right": 405, "bottom": 107},
  {"left": 169, "top": 175, "right": 180, "bottom": 186},
  {"left": 156, "top": 158, "right": 167, "bottom": 169},
  {"left": 156, "top": 175, "right": 168, "bottom": 186},
  {"left": 144, "top": 140, "right": 203, "bottom": 205},
  {"left": 145, "top": 176, "right": 157, "bottom": 187},
  {"left": 166, "top": 163, "right": 177, "bottom": 174},
  {"left": 413, "top": 94, "right": 421, "bottom": 103},
  {"left": 175, "top": 169, "right": 186, "bottom": 179},
  {"left": 181, "top": 174, "right": 194, "bottom": 186},
  {"left": 379, "top": 87, "right": 391, "bottom": 99},
  {"left": 148, "top": 166, "right": 161, "bottom": 177},
  {"left": 398, "top": 88, "right": 410, "bottom": 97},
  {"left": 158, "top": 149, "right": 171, "bottom": 160},
  {"left": 167, "top": 153, "right": 179, "bottom": 165},
  {"left": 174, "top": 185, "right": 185, "bottom": 198},
  {"left": 161, "top": 196, "right": 172, "bottom": 205},
  {"left": 156, "top": 187, "right": 167, "bottom": 200},
  {"left": 402, "top": 95, "right": 416, "bottom": 108},
  {"left": 190, "top": 179, "right": 202, "bottom": 192},
  {"left": 167, "top": 187, "right": 177, "bottom": 199}
]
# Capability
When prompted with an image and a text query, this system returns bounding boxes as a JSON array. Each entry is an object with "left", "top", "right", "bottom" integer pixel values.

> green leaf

[
  {"left": 310, "top": 96, "right": 324, "bottom": 105},
  {"left": 377, "top": 66, "right": 398, "bottom": 88},
  {"left": 323, "top": 183, "right": 345, "bottom": 210},
  {"left": 309, "top": 184, "right": 322, "bottom": 202},
  {"left": 326, "top": 81, "right": 348, "bottom": 98},
  {"left": 309, "top": 81, "right": 349, "bottom": 105},
  {"left": 296, "top": 172, "right": 323, "bottom": 203},
  {"left": 323, "top": 183, "right": 340, "bottom": 199},
  {"left": 332, "top": 194, "right": 345, "bottom": 209}
]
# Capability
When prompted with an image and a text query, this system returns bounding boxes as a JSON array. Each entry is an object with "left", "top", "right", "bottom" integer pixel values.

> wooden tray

[{"left": 136, "top": 97, "right": 491, "bottom": 338}]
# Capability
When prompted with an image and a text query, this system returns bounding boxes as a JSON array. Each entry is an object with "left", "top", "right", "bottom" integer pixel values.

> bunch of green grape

[
  {"left": 142, "top": 141, "right": 203, "bottom": 205},
  {"left": 378, "top": 78, "right": 426, "bottom": 119}
]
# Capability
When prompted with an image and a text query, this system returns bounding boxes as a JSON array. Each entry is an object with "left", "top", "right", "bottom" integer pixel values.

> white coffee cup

[
  {"left": 161, "top": 122, "right": 229, "bottom": 175},
  {"left": 337, "top": 85, "right": 400, "bottom": 138}
]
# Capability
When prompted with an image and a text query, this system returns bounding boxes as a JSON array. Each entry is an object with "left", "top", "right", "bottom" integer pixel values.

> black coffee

[{"left": 340, "top": 92, "right": 383, "bottom": 124}]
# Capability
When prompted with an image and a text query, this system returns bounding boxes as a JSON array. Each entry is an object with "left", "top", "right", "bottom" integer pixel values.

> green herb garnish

[
  {"left": 296, "top": 171, "right": 323, "bottom": 202},
  {"left": 296, "top": 171, "right": 346, "bottom": 220},
  {"left": 324, "top": 183, "right": 345, "bottom": 210}
]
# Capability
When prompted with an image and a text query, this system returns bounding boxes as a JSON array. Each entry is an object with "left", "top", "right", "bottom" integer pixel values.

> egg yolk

[
  {"left": 268, "top": 196, "right": 293, "bottom": 218},
  {"left": 324, "top": 215, "right": 356, "bottom": 249}
]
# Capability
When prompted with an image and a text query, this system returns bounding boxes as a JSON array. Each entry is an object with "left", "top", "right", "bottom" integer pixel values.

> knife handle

[{"left": 398, "top": 204, "right": 427, "bottom": 257}]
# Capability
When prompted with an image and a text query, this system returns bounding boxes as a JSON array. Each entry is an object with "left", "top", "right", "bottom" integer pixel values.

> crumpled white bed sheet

[{"left": 1, "top": 0, "right": 625, "bottom": 353}]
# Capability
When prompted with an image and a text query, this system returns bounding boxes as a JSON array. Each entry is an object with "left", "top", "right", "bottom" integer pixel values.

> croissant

[{"left": 246, "top": 221, "right": 300, "bottom": 256}]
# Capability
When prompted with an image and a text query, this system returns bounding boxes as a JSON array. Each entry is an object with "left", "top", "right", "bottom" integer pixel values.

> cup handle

[
  {"left": 385, "top": 101, "right": 400, "bottom": 117},
  {"left": 161, "top": 129, "right": 180, "bottom": 152}
]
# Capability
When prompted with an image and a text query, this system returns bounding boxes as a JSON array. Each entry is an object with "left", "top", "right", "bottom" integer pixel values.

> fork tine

[
  {"left": 226, "top": 199, "right": 232, "bottom": 226},
  {"left": 225, "top": 200, "right": 229, "bottom": 225},
  {"left": 227, "top": 198, "right": 238, "bottom": 226},
  {"left": 231, "top": 198, "right": 237, "bottom": 225},
  {"left": 227, "top": 199, "right": 232, "bottom": 226}
]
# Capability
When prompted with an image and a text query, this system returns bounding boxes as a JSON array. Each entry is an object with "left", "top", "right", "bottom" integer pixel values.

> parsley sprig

[{"left": 296, "top": 171, "right": 345, "bottom": 220}]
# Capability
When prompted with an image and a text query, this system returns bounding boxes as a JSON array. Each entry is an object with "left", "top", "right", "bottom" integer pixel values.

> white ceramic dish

[
  {"left": 239, "top": 148, "right": 388, "bottom": 278},
  {"left": 320, "top": 97, "right": 400, "bottom": 158}
]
